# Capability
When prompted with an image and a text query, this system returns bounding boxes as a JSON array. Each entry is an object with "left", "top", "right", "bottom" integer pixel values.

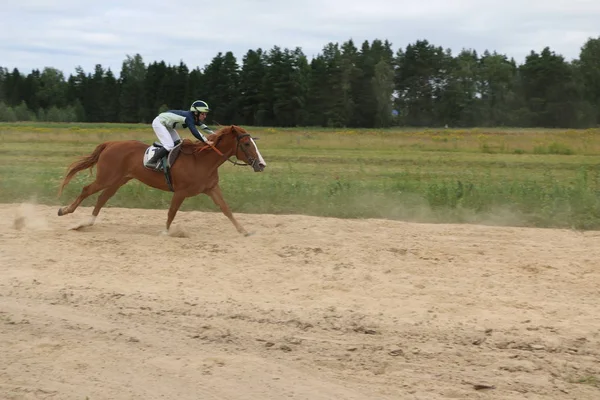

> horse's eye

[{"left": 244, "top": 142, "right": 251, "bottom": 147}]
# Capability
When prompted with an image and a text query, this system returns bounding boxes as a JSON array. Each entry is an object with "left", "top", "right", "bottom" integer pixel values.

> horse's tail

[{"left": 57, "top": 142, "right": 110, "bottom": 196}]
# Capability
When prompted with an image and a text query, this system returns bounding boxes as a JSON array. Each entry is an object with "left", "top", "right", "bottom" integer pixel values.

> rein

[{"left": 183, "top": 133, "right": 254, "bottom": 167}]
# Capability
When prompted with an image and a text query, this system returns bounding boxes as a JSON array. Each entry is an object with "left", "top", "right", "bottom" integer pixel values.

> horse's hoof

[
  {"left": 57, "top": 208, "right": 63, "bottom": 216},
  {"left": 69, "top": 223, "right": 87, "bottom": 231}
]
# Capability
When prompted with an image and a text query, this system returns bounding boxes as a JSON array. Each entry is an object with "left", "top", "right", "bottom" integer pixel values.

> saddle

[{"left": 143, "top": 142, "right": 183, "bottom": 191}]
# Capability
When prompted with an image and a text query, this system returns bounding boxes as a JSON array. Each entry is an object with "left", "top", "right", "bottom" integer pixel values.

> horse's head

[{"left": 226, "top": 125, "right": 267, "bottom": 172}]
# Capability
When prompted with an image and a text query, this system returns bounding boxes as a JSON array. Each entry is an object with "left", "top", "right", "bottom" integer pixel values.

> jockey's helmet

[{"left": 190, "top": 100, "right": 210, "bottom": 114}]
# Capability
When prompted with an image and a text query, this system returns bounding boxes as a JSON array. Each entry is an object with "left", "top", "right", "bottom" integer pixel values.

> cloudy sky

[{"left": 2, "top": 0, "right": 599, "bottom": 76}]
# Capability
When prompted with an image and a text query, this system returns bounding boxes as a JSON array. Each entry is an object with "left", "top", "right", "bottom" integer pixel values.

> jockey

[{"left": 147, "top": 100, "right": 215, "bottom": 166}]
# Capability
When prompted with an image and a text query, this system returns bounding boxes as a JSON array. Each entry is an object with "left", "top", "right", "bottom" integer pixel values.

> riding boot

[{"left": 148, "top": 146, "right": 169, "bottom": 165}]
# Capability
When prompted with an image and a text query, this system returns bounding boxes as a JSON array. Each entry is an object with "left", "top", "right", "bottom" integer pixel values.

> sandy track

[{"left": 1, "top": 203, "right": 599, "bottom": 399}]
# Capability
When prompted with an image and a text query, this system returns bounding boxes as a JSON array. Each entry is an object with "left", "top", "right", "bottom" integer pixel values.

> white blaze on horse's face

[{"left": 250, "top": 137, "right": 267, "bottom": 170}]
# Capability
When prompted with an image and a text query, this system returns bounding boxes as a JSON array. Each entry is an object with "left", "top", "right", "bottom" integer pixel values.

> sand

[{"left": 1, "top": 202, "right": 599, "bottom": 399}]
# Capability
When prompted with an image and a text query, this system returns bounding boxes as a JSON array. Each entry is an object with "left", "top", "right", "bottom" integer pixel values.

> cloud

[{"left": 1, "top": 0, "right": 599, "bottom": 76}]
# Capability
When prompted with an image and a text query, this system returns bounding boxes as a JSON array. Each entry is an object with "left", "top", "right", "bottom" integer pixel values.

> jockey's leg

[
  {"left": 168, "top": 128, "right": 181, "bottom": 146},
  {"left": 149, "top": 118, "right": 173, "bottom": 165},
  {"left": 151, "top": 117, "right": 176, "bottom": 150}
]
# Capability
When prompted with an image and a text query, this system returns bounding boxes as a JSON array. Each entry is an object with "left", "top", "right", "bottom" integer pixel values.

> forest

[{"left": 1, "top": 37, "right": 599, "bottom": 128}]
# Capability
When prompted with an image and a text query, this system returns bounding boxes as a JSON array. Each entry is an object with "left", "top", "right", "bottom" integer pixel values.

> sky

[{"left": 2, "top": 0, "right": 600, "bottom": 77}]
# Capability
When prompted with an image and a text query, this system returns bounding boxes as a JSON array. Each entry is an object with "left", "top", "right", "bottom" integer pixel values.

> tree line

[{"left": 1, "top": 37, "right": 599, "bottom": 128}]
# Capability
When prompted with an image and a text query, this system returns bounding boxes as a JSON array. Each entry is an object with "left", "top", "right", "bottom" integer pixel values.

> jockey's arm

[
  {"left": 186, "top": 116, "right": 209, "bottom": 143},
  {"left": 199, "top": 123, "right": 215, "bottom": 135}
]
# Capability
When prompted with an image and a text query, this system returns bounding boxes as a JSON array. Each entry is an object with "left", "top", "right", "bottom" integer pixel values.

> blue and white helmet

[{"left": 190, "top": 100, "right": 210, "bottom": 114}]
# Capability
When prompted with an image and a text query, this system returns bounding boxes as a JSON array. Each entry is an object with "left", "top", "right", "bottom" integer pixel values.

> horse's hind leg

[
  {"left": 58, "top": 180, "right": 106, "bottom": 217},
  {"left": 69, "top": 178, "right": 132, "bottom": 230},
  {"left": 93, "top": 178, "right": 131, "bottom": 217}
]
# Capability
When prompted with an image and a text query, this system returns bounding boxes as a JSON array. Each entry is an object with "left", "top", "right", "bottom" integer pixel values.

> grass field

[{"left": 1, "top": 122, "right": 600, "bottom": 230}]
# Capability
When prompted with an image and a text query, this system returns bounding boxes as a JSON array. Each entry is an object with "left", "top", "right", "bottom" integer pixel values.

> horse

[{"left": 57, "top": 125, "right": 266, "bottom": 236}]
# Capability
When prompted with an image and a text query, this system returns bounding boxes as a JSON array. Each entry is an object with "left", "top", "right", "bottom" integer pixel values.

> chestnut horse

[{"left": 57, "top": 125, "right": 266, "bottom": 236}]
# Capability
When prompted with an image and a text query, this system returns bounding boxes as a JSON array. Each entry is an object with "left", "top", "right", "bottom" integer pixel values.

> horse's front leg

[{"left": 206, "top": 185, "right": 250, "bottom": 236}]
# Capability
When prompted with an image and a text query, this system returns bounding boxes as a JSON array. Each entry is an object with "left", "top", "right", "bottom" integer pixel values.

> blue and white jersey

[{"left": 157, "top": 110, "right": 214, "bottom": 143}]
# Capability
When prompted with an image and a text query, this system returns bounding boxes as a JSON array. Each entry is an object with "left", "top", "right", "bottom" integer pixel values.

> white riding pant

[{"left": 152, "top": 117, "right": 181, "bottom": 151}]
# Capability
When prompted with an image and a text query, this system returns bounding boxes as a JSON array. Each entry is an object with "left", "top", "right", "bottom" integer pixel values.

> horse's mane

[{"left": 180, "top": 125, "right": 238, "bottom": 153}]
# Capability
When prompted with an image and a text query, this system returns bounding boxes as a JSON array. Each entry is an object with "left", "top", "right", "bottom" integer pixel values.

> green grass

[
  {"left": 2, "top": 122, "right": 600, "bottom": 230},
  {"left": 569, "top": 375, "right": 599, "bottom": 388}
]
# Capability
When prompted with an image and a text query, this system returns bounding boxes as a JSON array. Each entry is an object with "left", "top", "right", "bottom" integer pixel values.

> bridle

[{"left": 227, "top": 133, "right": 258, "bottom": 168}]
